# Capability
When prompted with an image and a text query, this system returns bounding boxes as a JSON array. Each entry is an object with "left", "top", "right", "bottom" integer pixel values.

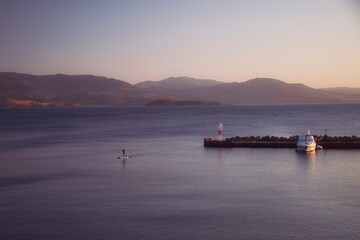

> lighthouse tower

[{"left": 218, "top": 122, "right": 223, "bottom": 141}]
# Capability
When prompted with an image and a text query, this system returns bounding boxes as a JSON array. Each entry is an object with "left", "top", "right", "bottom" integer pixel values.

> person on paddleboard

[{"left": 122, "top": 149, "right": 126, "bottom": 157}]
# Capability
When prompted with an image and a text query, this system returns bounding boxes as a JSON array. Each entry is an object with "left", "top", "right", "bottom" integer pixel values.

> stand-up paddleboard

[{"left": 118, "top": 155, "right": 130, "bottom": 160}]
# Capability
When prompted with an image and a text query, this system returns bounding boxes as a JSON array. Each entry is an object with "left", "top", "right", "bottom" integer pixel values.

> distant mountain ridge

[
  {"left": 135, "top": 76, "right": 224, "bottom": 89},
  {"left": 0, "top": 72, "right": 157, "bottom": 107},
  {"left": 140, "top": 77, "right": 360, "bottom": 104},
  {"left": 1, "top": 72, "right": 360, "bottom": 107},
  {"left": 321, "top": 87, "right": 360, "bottom": 95},
  {"left": 135, "top": 76, "right": 224, "bottom": 97}
]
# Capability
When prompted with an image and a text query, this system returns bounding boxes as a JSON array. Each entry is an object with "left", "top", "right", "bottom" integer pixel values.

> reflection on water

[
  {"left": 305, "top": 151, "right": 317, "bottom": 161},
  {"left": 295, "top": 150, "right": 317, "bottom": 161},
  {"left": 295, "top": 151, "right": 317, "bottom": 176},
  {"left": 216, "top": 148, "right": 223, "bottom": 163}
]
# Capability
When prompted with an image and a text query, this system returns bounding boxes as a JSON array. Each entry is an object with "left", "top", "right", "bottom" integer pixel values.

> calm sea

[{"left": 1, "top": 104, "right": 360, "bottom": 239}]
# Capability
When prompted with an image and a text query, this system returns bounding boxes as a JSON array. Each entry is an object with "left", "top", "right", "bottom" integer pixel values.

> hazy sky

[{"left": 0, "top": 0, "right": 359, "bottom": 88}]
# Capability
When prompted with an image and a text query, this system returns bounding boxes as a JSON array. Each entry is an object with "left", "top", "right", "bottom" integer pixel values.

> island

[{"left": 145, "top": 98, "right": 221, "bottom": 106}]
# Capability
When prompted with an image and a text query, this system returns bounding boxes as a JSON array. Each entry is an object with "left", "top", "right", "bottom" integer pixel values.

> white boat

[{"left": 297, "top": 130, "right": 316, "bottom": 152}]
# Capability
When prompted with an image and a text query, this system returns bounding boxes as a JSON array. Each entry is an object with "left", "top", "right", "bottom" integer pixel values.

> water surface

[{"left": 1, "top": 104, "right": 360, "bottom": 239}]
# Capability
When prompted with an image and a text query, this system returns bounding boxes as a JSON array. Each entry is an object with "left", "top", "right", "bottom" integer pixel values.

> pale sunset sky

[{"left": 0, "top": 0, "right": 359, "bottom": 88}]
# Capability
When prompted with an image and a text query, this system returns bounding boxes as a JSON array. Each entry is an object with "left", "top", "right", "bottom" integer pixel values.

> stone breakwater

[{"left": 204, "top": 135, "right": 360, "bottom": 149}]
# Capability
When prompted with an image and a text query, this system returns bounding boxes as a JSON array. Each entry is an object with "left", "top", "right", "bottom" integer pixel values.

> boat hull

[{"left": 296, "top": 144, "right": 316, "bottom": 152}]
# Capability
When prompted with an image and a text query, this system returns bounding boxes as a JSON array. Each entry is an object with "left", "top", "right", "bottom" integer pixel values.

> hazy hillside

[
  {"left": 1, "top": 73, "right": 360, "bottom": 107},
  {"left": 149, "top": 78, "right": 360, "bottom": 104},
  {"left": 135, "top": 77, "right": 224, "bottom": 98},
  {"left": 322, "top": 87, "right": 360, "bottom": 95},
  {"left": 0, "top": 72, "right": 157, "bottom": 107},
  {"left": 135, "top": 77, "right": 223, "bottom": 89}
]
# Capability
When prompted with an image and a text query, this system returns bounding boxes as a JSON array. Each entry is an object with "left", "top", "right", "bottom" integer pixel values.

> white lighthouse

[{"left": 218, "top": 121, "right": 223, "bottom": 141}]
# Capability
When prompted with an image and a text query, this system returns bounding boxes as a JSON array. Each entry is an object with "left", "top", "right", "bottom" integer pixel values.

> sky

[{"left": 0, "top": 0, "right": 359, "bottom": 88}]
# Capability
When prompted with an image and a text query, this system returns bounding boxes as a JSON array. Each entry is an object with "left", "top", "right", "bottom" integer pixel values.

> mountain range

[
  {"left": 0, "top": 72, "right": 156, "bottom": 107},
  {"left": 321, "top": 87, "right": 360, "bottom": 95},
  {"left": 141, "top": 77, "right": 360, "bottom": 104},
  {"left": 1, "top": 72, "right": 360, "bottom": 107}
]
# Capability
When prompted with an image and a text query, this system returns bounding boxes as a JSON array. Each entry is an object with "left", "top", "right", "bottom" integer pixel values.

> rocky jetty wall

[{"left": 204, "top": 135, "right": 360, "bottom": 149}]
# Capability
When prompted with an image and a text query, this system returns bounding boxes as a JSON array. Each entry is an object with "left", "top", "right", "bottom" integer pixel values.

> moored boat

[{"left": 297, "top": 130, "right": 316, "bottom": 152}]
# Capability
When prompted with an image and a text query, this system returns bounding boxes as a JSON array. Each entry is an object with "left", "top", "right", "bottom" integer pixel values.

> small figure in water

[{"left": 122, "top": 149, "right": 126, "bottom": 157}]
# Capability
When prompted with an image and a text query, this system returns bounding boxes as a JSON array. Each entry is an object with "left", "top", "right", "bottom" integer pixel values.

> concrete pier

[{"left": 204, "top": 138, "right": 360, "bottom": 149}]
